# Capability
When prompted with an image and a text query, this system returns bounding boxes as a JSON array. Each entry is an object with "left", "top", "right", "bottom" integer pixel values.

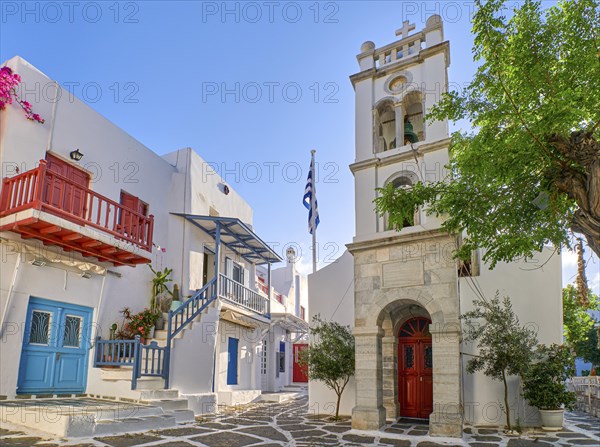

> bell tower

[
  {"left": 350, "top": 14, "right": 451, "bottom": 242},
  {"left": 347, "top": 16, "right": 463, "bottom": 438}
]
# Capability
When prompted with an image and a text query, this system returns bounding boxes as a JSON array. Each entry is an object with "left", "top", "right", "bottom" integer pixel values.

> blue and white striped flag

[{"left": 303, "top": 153, "right": 319, "bottom": 235}]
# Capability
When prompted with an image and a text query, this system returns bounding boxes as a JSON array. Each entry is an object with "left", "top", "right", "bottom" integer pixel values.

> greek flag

[{"left": 303, "top": 154, "right": 320, "bottom": 235}]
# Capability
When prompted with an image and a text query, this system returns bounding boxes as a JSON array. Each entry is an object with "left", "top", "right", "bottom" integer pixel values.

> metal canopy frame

[{"left": 172, "top": 213, "right": 283, "bottom": 265}]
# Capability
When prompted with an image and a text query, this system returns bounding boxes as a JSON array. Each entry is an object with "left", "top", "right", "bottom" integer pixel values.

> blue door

[
  {"left": 227, "top": 337, "right": 239, "bottom": 385},
  {"left": 17, "top": 298, "right": 93, "bottom": 394}
]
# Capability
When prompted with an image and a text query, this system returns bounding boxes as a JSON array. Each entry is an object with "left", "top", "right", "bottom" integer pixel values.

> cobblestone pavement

[{"left": 1, "top": 397, "right": 599, "bottom": 446}]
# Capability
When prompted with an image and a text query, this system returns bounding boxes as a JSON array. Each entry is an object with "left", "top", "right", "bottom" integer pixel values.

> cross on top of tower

[{"left": 395, "top": 20, "right": 416, "bottom": 39}]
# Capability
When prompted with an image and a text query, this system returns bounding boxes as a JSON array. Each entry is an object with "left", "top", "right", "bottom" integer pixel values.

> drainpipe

[
  {"left": 91, "top": 274, "right": 108, "bottom": 343},
  {"left": 45, "top": 81, "right": 59, "bottom": 152},
  {"left": 211, "top": 222, "right": 221, "bottom": 394},
  {"left": 0, "top": 253, "right": 22, "bottom": 338}
]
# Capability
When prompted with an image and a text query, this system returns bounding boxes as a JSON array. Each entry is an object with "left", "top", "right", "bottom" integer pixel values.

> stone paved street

[{"left": 1, "top": 397, "right": 599, "bottom": 447}]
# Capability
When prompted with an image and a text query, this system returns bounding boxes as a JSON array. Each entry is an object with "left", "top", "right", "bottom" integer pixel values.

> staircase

[{"left": 93, "top": 283, "right": 221, "bottom": 426}]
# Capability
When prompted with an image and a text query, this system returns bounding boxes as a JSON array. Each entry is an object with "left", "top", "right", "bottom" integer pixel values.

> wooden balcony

[{"left": 0, "top": 160, "right": 154, "bottom": 266}]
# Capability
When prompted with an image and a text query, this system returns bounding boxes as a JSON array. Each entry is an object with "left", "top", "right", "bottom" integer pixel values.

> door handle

[
  {"left": 56, "top": 353, "right": 61, "bottom": 361},
  {"left": 420, "top": 376, "right": 422, "bottom": 382}
]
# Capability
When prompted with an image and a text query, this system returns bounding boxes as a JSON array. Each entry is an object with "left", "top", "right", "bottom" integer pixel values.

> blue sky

[{"left": 1, "top": 1, "right": 597, "bottom": 292}]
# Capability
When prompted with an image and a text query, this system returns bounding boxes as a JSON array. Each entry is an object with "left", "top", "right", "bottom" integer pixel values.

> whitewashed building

[
  {"left": 257, "top": 248, "right": 309, "bottom": 394},
  {"left": 308, "top": 17, "right": 562, "bottom": 437},
  {"left": 0, "top": 56, "right": 306, "bottom": 431}
]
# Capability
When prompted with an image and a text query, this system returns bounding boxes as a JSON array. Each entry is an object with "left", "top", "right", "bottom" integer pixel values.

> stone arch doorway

[{"left": 398, "top": 317, "right": 433, "bottom": 419}]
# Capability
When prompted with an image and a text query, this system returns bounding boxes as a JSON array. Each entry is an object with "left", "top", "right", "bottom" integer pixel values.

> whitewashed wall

[
  {"left": 460, "top": 247, "right": 563, "bottom": 427},
  {"left": 307, "top": 250, "right": 355, "bottom": 416},
  {"left": 0, "top": 56, "right": 261, "bottom": 400}
]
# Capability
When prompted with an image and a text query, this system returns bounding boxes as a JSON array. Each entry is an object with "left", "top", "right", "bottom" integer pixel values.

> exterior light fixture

[
  {"left": 69, "top": 149, "right": 84, "bottom": 161},
  {"left": 31, "top": 257, "right": 47, "bottom": 267}
]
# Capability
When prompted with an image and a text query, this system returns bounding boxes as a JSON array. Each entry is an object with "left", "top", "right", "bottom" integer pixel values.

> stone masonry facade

[{"left": 349, "top": 230, "right": 463, "bottom": 437}]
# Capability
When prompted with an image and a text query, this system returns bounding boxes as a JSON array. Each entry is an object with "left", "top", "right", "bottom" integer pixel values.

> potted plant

[
  {"left": 522, "top": 344, "right": 576, "bottom": 430},
  {"left": 117, "top": 307, "right": 160, "bottom": 344},
  {"left": 149, "top": 265, "right": 173, "bottom": 331},
  {"left": 169, "top": 283, "right": 181, "bottom": 311},
  {"left": 102, "top": 323, "right": 121, "bottom": 367},
  {"left": 155, "top": 292, "right": 173, "bottom": 330}
]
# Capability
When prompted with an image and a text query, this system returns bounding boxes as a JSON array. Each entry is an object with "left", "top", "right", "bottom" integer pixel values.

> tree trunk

[
  {"left": 335, "top": 392, "right": 341, "bottom": 420},
  {"left": 550, "top": 132, "right": 600, "bottom": 257},
  {"left": 501, "top": 369, "right": 512, "bottom": 431}
]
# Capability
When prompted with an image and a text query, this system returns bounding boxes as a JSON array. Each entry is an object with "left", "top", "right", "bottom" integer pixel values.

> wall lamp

[
  {"left": 30, "top": 257, "right": 47, "bottom": 267},
  {"left": 69, "top": 149, "right": 84, "bottom": 161}
]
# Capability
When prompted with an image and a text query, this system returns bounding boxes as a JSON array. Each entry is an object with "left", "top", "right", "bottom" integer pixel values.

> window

[
  {"left": 232, "top": 263, "right": 243, "bottom": 284},
  {"left": 261, "top": 340, "right": 267, "bottom": 375},
  {"left": 300, "top": 306, "right": 306, "bottom": 321},
  {"left": 279, "top": 341, "right": 286, "bottom": 373},
  {"left": 385, "top": 175, "right": 420, "bottom": 230},
  {"left": 63, "top": 315, "right": 82, "bottom": 348},
  {"left": 29, "top": 310, "right": 51, "bottom": 345},
  {"left": 458, "top": 250, "right": 480, "bottom": 277},
  {"left": 276, "top": 294, "right": 283, "bottom": 304},
  {"left": 402, "top": 91, "right": 425, "bottom": 144},
  {"left": 374, "top": 100, "right": 397, "bottom": 153}
]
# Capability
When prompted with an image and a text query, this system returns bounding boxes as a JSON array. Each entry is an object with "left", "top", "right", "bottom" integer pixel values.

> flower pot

[
  {"left": 170, "top": 300, "right": 181, "bottom": 311},
  {"left": 155, "top": 315, "right": 165, "bottom": 331},
  {"left": 539, "top": 409, "right": 564, "bottom": 431},
  {"left": 103, "top": 355, "right": 120, "bottom": 368},
  {"left": 148, "top": 326, "right": 155, "bottom": 339}
]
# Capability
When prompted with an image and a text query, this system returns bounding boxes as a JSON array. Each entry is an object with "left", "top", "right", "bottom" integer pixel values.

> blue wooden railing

[
  {"left": 94, "top": 274, "right": 268, "bottom": 390},
  {"left": 165, "top": 277, "right": 218, "bottom": 387},
  {"left": 94, "top": 335, "right": 167, "bottom": 390}
]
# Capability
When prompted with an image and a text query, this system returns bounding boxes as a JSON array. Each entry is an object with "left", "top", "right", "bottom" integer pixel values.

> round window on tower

[{"left": 384, "top": 71, "right": 414, "bottom": 95}]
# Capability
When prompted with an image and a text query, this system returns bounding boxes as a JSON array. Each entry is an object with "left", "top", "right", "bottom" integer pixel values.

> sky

[{"left": 1, "top": 0, "right": 597, "bottom": 292}]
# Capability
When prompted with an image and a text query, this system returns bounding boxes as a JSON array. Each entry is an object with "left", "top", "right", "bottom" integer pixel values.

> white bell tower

[
  {"left": 347, "top": 16, "right": 463, "bottom": 438},
  {"left": 350, "top": 14, "right": 451, "bottom": 242}
]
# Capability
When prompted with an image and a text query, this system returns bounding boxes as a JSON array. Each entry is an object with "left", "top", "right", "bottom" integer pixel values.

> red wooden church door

[{"left": 398, "top": 317, "right": 433, "bottom": 419}]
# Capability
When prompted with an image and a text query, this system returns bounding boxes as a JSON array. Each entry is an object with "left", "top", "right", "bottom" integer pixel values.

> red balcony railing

[{"left": 0, "top": 160, "right": 154, "bottom": 252}]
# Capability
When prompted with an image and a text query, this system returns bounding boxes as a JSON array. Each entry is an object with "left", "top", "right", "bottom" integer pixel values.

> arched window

[
  {"left": 402, "top": 92, "right": 424, "bottom": 144},
  {"left": 384, "top": 174, "right": 420, "bottom": 230},
  {"left": 374, "top": 100, "right": 397, "bottom": 153}
]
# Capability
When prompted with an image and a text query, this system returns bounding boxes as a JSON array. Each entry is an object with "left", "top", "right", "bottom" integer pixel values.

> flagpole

[{"left": 311, "top": 149, "right": 317, "bottom": 274}]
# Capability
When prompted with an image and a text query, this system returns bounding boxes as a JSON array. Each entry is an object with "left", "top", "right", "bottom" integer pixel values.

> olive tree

[{"left": 298, "top": 316, "right": 355, "bottom": 419}]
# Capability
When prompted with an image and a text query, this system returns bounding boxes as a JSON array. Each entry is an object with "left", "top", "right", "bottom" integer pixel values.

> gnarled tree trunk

[{"left": 550, "top": 131, "right": 600, "bottom": 257}]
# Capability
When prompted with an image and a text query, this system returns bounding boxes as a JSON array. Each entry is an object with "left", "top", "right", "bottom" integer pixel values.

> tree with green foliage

[
  {"left": 522, "top": 344, "right": 576, "bottom": 411},
  {"left": 562, "top": 284, "right": 599, "bottom": 349},
  {"left": 375, "top": 0, "right": 600, "bottom": 264},
  {"left": 461, "top": 294, "right": 538, "bottom": 432},
  {"left": 298, "top": 316, "right": 355, "bottom": 419},
  {"left": 574, "top": 325, "right": 600, "bottom": 369}
]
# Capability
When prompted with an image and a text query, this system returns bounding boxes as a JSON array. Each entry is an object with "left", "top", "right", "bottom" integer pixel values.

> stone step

[
  {"left": 170, "top": 409, "right": 196, "bottom": 423},
  {"left": 138, "top": 389, "right": 180, "bottom": 400},
  {"left": 143, "top": 398, "right": 189, "bottom": 411},
  {"left": 94, "top": 404, "right": 164, "bottom": 421},
  {"left": 93, "top": 414, "right": 176, "bottom": 436},
  {"left": 260, "top": 391, "right": 302, "bottom": 403}
]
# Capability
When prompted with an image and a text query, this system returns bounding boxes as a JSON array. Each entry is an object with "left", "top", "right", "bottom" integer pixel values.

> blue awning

[{"left": 172, "top": 214, "right": 283, "bottom": 264}]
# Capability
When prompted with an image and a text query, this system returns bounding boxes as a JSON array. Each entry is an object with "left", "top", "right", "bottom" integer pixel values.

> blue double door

[{"left": 17, "top": 298, "right": 94, "bottom": 395}]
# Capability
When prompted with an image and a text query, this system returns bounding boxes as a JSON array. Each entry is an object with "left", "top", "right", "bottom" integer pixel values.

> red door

[
  {"left": 398, "top": 317, "right": 433, "bottom": 419},
  {"left": 119, "top": 191, "right": 148, "bottom": 241},
  {"left": 293, "top": 343, "right": 308, "bottom": 383},
  {"left": 44, "top": 153, "right": 89, "bottom": 219}
]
